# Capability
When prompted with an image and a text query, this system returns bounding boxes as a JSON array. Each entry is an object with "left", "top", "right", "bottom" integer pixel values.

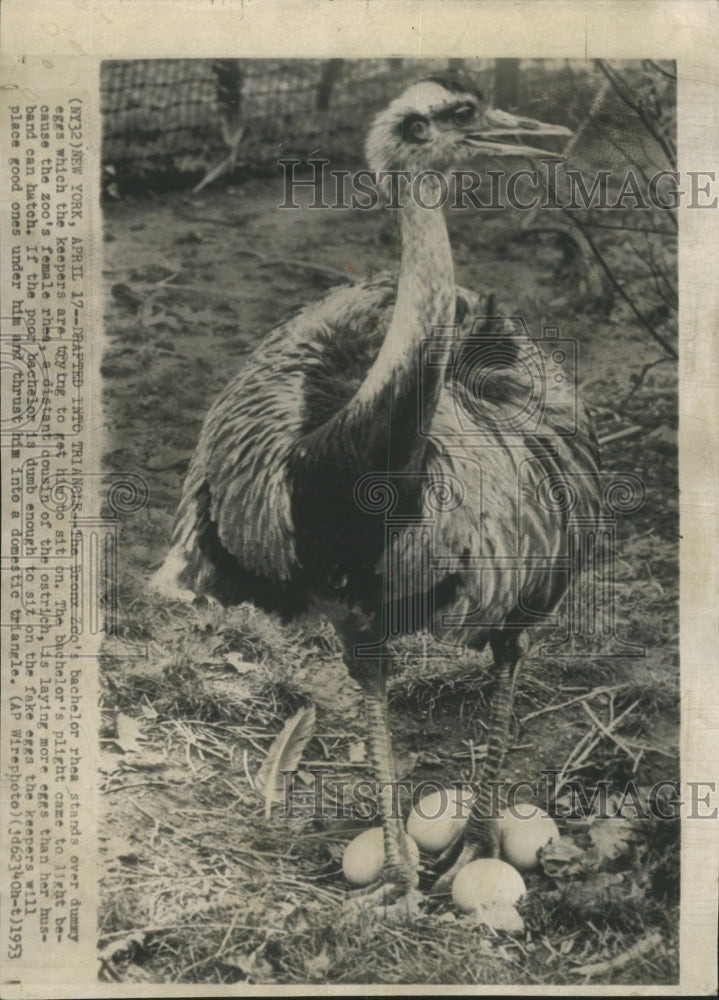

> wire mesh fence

[
  {"left": 100, "top": 58, "right": 455, "bottom": 189},
  {"left": 100, "top": 58, "right": 606, "bottom": 191}
]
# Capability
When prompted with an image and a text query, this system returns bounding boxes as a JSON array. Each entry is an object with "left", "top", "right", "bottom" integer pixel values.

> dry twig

[{"left": 574, "top": 931, "right": 663, "bottom": 977}]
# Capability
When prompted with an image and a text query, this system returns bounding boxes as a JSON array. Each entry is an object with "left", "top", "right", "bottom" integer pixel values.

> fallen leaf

[
  {"left": 305, "top": 947, "right": 331, "bottom": 977},
  {"left": 98, "top": 750, "right": 124, "bottom": 774},
  {"left": 540, "top": 837, "right": 594, "bottom": 878},
  {"left": 98, "top": 930, "right": 147, "bottom": 963},
  {"left": 104, "top": 836, "right": 141, "bottom": 863},
  {"left": 225, "top": 947, "right": 275, "bottom": 983},
  {"left": 224, "top": 652, "right": 256, "bottom": 674},
  {"left": 119, "top": 749, "right": 168, "bottom": 771},
  {"left": 648, "top": 424, "right": 677, "bottom": 451},
  {"left": 325, "top": 842, "right": 345, "bottom": 862},
  {"left": 588, "top": 818, "right": 639, "bottom": 866},
  {"left": 348, "top": 740, "right": 366, "bottom": 763},
  {"left": 287, "top": 909, "right": 311, "bottom": 934},
  {"left": 558, "top": 871, "right": 634, "bottom": 916},
  {"left": 114, "top": 713, "right": 145, "bottom": 754}
]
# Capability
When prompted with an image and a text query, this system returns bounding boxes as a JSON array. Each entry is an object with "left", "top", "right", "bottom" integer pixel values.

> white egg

[
  {"left": 342, "top": 828, "right": 420, "bottom": 887},
  {"left": 451, "top": 858, "right": 526, "bottom": 913},
  {"left": 473, "top": 902, "right": 525, "bottom": 934},
  {"left": 406, "top": 787, "right": 473, "bottom": 853},
  {"left": 498, "top": 810, "right": 560, "bottom": 872}
]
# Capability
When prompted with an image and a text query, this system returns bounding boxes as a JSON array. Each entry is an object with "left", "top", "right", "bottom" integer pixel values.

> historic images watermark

[
  {"left": 279, "top": 158, "right": 717, "bottom": 211},
  {"left": 277, "top": 772, "right": 711, "bottom": 822}
]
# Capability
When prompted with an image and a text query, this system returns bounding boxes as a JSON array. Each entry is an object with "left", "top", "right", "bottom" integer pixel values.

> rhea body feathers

[{"left": 161, "top": 270, "right": 598, "bottom": 643}]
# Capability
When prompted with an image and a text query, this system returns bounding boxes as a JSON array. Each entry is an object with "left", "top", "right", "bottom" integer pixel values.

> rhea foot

[
  {"left": 345, "top": 878, "right": 423, "bottom": 922},
  {"left": 431, "top": 818, "right": 501, "bottom": 896},
  {"left": 432, "top": 821, "right": 467, "bottom": 868}
]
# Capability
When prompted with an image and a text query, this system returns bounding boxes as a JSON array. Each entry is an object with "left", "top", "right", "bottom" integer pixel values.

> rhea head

[{"left": 365, "top": 70, "right": 571, "bottom": 176}]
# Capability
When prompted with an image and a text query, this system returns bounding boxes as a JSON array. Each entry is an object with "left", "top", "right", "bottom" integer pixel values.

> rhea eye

[
  {"left": 453, "top": 104, "right": 475, "bottom": 124},
  {"left": 409, "top": 118, "right": 427, "bottom": 140},
  {"left": 401, "top": 113, "right": 430, "bottom": 143}
]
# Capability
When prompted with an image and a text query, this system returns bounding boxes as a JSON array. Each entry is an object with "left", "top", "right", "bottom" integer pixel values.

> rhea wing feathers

[{"left": 170, "top": 276, "right": 395, "bottom": 593}]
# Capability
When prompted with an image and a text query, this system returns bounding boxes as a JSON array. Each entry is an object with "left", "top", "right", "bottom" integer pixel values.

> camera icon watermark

[{"left": 419, "top": 317, "right": 579, "bottom": 440}]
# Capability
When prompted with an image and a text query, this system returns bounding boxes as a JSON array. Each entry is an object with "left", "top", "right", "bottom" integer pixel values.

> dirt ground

[{"left": 99, "top": 176, "right": 679, "bottom": 986}]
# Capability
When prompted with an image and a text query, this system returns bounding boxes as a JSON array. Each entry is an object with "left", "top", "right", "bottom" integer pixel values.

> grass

[{"left": 99, "top": 545, "right": 679, "bottom": 985}]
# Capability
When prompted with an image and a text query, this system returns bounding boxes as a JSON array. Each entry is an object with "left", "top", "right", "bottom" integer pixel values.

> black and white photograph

[
  {"left": 99, "top": 54, "right": 683, "bottom": 986},
  {"left": 0, "top": 2, "right": 717, "bottom": 996}
]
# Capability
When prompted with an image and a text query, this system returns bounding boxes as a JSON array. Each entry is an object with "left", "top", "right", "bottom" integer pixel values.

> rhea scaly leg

[
  {"left": 341, "top": 651, "right": 421, "bottom": 918},
  {"left": 333, "top": 610, "right": 419, "bottom": 896},
  {"left": 363, "top": 682, "right": 420, "bottom": 895},
  {"left": 432, "top": 629, "right": 523, "bottom": 894}
]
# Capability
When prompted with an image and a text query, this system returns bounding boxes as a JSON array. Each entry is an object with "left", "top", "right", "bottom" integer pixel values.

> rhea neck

[
  {"left": 295, "top": 172, "right": 457, "bottom": 478},
  {"left": 355, "top": 172, "right": 456, "bottom": 404}
]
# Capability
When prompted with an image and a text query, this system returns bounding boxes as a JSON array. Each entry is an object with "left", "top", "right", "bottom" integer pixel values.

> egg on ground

[
  {"left": 451, "top": 858, "right": 527, "bottom": 913},
  {"left": 342, "top": 827, "right": 420, "bottom": 887},
  {"left": 406, "top": 786, "right": 473, "bottom": 854},
  {"left": 498, "top": 809, "right": 560, "bottom": 872}
]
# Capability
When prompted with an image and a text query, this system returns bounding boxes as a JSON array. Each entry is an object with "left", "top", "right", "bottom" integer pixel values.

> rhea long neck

[
  {"left": 297, "top": 176, "right": 456, "bottom": 477},
  {"left": 357, "top": 180, "right": 456, "bottom": 407},
  {"left": 343, "top": 177, "right": 456, "bottom": 475}
]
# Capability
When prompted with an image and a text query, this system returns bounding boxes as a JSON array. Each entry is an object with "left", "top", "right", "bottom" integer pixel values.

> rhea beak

[{"left": 464, "top": 108, "right": 572, "bottom": 158}]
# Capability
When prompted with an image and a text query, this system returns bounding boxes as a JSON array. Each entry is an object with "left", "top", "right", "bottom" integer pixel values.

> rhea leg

[
  {"left": 432, "top": 628, "right": 524, "bottom": 894},
  {"left": 362, "top": 678, "right": 420, "bottom": 895},
  {"left": 337, "top": 623, "right": 419, "bottom": 909}
]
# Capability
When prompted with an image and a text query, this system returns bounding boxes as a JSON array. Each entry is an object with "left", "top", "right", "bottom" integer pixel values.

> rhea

[{"left": 153, "top": 72, "right": 601, "bottom": 908}]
